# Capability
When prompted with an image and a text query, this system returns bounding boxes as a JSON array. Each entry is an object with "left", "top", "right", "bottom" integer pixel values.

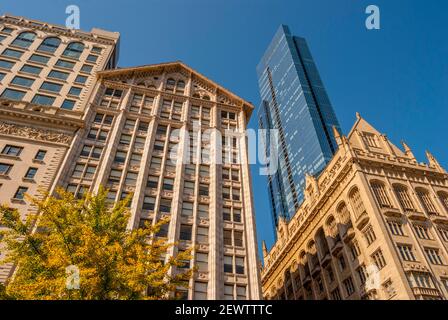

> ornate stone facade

[
  {"left": 261, "top": 114, "right": 448, "bottom": 300},
  {"left": 52, "top": 61, "right": 262, "bottom": 300},
  {"left": 0, "top": 14, "right": 120, "bottom": 282}
]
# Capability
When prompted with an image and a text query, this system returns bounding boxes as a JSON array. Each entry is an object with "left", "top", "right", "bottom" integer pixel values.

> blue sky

[{"left": 2, "top": 0, "right": 447, "bottom": 257}]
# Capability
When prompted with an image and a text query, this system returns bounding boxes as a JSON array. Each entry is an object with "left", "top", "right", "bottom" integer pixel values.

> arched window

[
  {"left": 337, "top": 202, "right": 351, "bottom": 224},
  {"left": 176, "top": 80, "right": 185, "bottom": 93},
  {"left": 349, "top": 187, "right": 366, "bottom": 220},
  {"left": 193, "top": 93, "right": 201, "bottom": 98},
  {"left": 62, "top": 42, "right": 85, "bottom": 59},
  {"left": 165, "top": 78, "right": 175, "bottom": 92},
  {"left": 326, "top": 216, "right": 337, "bottom": 235},
  {"left": 371, "top": 181, "right": 392, "bottom": 208},
  {"left": 416, "top": 188, "right": 438, "bottom": 215},
  {"left": 393, "top": 184, "right": 415, "bottom": 211},
  {"left": 37, "top": 37, "right": 61, "bottom": 53},
  {"left": 438, "top": 191, "right": 448, "bottom": 212},
  {"left": 12, "top": 31, "right": 36, "bottom": 48},
  {"left": 202, "top": 94, "right": 210, "bottom": 101}
]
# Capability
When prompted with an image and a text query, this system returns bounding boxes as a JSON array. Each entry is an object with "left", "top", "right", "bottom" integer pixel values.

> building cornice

[
  {"left": 0, "top": 14, "right": 119, "bottom": 46},
  {"left": 0, "top": 99, "right": 85, "bottom": 130}
]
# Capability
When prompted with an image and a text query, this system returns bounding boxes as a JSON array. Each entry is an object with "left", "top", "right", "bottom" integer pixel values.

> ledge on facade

[
  {"left": 405, "top": 211, "right": 427, "bottom": 222},
  {"left": 355, "top": 211, "right": 370, "bottom": 230},
  {"left": 10, "top": 198, "right": 25, "bottom": 204},
  {"left": 412, "top": 287, "right": 441, "bottom": 298},
  {"left": 429, "top": 213, "right": 448, "bottom": 225},
  {"left": 382, "top": 207, "right": 403, "bottom": 218}
]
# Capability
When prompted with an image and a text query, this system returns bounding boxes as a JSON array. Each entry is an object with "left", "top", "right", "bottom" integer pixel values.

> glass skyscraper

[{"left": 257, "top": 25, "right": 341, "bottom": 232}]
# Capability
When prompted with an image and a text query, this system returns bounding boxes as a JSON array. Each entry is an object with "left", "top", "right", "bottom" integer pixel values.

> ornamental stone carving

[{"left": 0, "top": 121, "right": 72, "bottom": 144}]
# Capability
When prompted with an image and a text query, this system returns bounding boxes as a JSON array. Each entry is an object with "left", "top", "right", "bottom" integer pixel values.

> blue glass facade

[{"left": 257, "top": 25, "right": 341, "bottom": 232}]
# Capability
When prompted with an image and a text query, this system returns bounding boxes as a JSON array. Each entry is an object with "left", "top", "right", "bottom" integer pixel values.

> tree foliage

[{"left": 0, "top": 187, "right": 192, "bottom": 300}]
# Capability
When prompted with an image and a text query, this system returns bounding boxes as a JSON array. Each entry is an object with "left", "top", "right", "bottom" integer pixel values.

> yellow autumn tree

[{"left": 0, "top": 187, "right": 192, "bottom": 300}]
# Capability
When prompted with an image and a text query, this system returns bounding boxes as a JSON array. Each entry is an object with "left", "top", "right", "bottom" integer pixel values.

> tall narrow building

[
  {"left": 0, "top": 14, "right": 120, "bottom": 283},
  {"left": 257, "top": 25, "right": 341, "bottom": 231},
  {"left": 52, "top": 62, "right": 262, "bottom": 299}
]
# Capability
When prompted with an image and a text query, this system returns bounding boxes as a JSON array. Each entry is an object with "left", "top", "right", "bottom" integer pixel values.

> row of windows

[
  {"left": 0, "top": 162, "right": 38, "bottom": 179},
  {"left": 371, "top": 181, "right": 447, "bottom": 216},
  {"left": 0, "top": 29, "right": 102, "bottom": 59},
  {"left": 1, "top": 144, "right": 46, "bottom": 160}
]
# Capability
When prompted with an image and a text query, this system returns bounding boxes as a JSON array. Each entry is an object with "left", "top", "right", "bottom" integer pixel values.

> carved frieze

[{"left": 0, "top": 121, "right": 72, "bottom": 144}]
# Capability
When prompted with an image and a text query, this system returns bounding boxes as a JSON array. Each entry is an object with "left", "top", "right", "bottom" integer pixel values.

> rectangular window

[
  {"left": 372, "top": 249, "right": 386, "bottom": 270},
  {"left": 179, "top": 224, "right": 192, "bottom": 241},
  {"left": 196, "top": 252, "right": 208, "bottom": 272},
  {"left": 68, "top": 87, "right": 82, "bottom": 96},
  {"left": 159, "top": 198, "right": 172, "bottom": 213},
  {"left": 20, "top": 64, "right": 42, "bottom": 75},
  {"left": 343, "top": 277, "right": 355, "bottom": 297},
  {"left": 32, "top": 94, "right": 56, "bottom": 106},
  {"left": 113, "top": 151, "right": 127, "bottom": 164},
  {"left": 235, "top": 257, "right": 245, "bottom": 275},
  {"left": 11, "top": 76, "right": 34, "bottom": 87},
  {"left": 0, "top": 163, "right": 13, "bottom": 175},
  {"left": 119, "top": 134, "right": 132, "bottom": 145},
  {"left": 198, "top": 203, "right": 208, "bottom": 218},
  {"left": 398, "top": 244, "right": 416, "bottom": 261},
  {"left": 81, "top": 64, "right": 93, "bottom": 73},
  {"left": 196, "top": 227, "right": 208, "bottom": 243},
  {"left": 2, "top": 145, "right": 23, "bottom": 156},
  {"left": 1, "top": 88, "right": 26, "bottom": 101},
  {"left": 55, "top": 59, "right": 75, "bottom": 69},
  {"left": 150, "top": 157, "right": 162, "bottom": 169},
  {"left": 163, "top": 178, "right": 174, "bottom": 191},
  {"left": 223, "top": 230, "right": 232, "bottom": 246},
  {"left": 414, "top": 225, "right": 431, "bottom": 240},
  {"left": 23, "top": 167, "right": 37, "bottom": 179},
  {"left": 199, "top": 184, "right": 209, "bottom": 196},
  {"left": 146, "top": 175, "right": 159, "bottom": 189},
  {"left": 194, "top": 282, "right": 207, "bottom": 300},
  {"left": 29, "top": 54, "right": 50, "bottom": 64},
  {"left": 425, "top": 248, "right": 444, "bottom": 265},
  {"left": 75, "top": 75, "right": 87, "bottom": 84},
  {"left": 14, "top": 186, "right": 28, "bottom": 200},
  {"left": 388, "top": 221, "right": 405, "bottom": 236},
  {"left": 224, "top": 285, "right": 233, "bottom": 300},
  {"left": 0, "top": 59, "right": 15, "bottom": 70},
  {"left": 234, "top": 231, "right": 243, "bottom": 247},
  {"left": 224, "top": 255, "right": 233, "bottom": 273},
  {"left": 40, "top": 81, "right": 63, "bottom": 93},
  {"left": 183, "top": 181, "right": 195, "bottom": 195},
  {"left": 142, "top": 196, "right": 155, "bottom": 211},
  {"left": 34, "top": 150, "right": 46, "bottom": 160},
  {"left": 125, "top": 172, "right": 138, "bottom": 186},
  {"left": 364, "top": 225, "right": 377, "bottom": 246},
  {"left": 108, "top": 169, "right": 122, "bottom": 183},
  {"left": 223, "top": 207, "right": 232, "bottom": 221},
  {"left": 48, "top": 70, "right": 69, "bottom": 80},
  {"left": 129, "top": 153, "right": 141, "bottom": 167},
  {"left": 2, "top": 48, "right": 23, "bottom": 59},
  {"left": 61, "top": 99, "right": 76, "bottom": 110},
  {"left": 180, "top": 202, "right": 192, "bottom": 217}
]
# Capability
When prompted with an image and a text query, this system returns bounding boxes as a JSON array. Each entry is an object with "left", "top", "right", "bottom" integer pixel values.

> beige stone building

[
  {"left": 0, "top": 14, "right": 119, "bottom": 283},
  {"left": 52, "top": 61, "right": 262, "bottom": 300},
  {"left": 261, "top": 114, "right": 448, "bottom": 300},
  {"left": 0, "top": 15, "right": 262, "bottom": 300}
]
